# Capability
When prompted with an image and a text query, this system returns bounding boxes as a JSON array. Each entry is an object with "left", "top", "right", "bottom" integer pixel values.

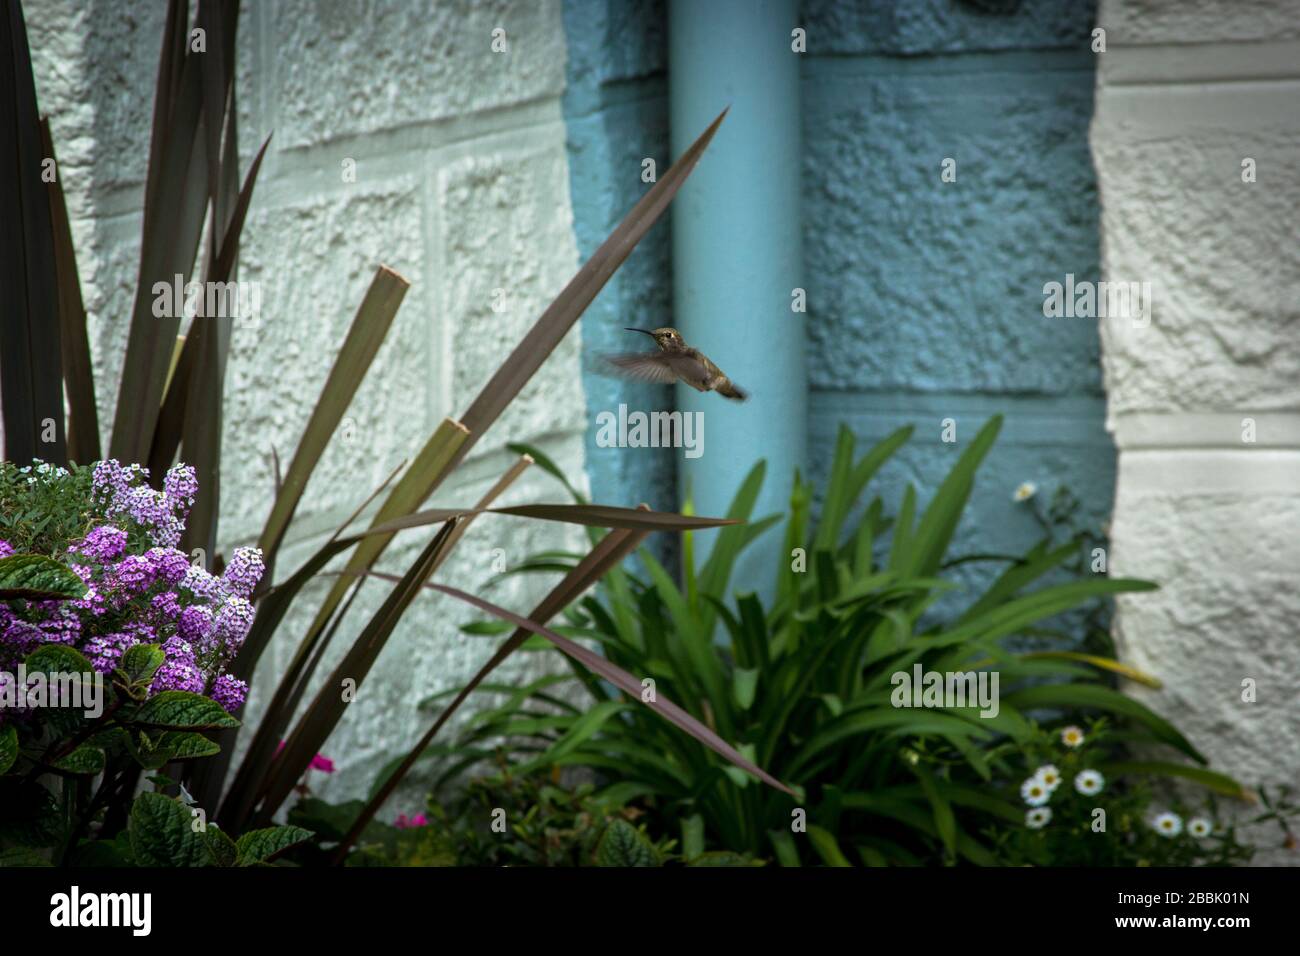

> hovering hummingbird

[{"left": 604, "top": 327, "right": 749, "bottom": 401}]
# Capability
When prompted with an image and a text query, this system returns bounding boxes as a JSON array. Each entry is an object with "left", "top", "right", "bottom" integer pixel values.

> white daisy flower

[
  {"left": 1060, "top": 725, "right": 1085, "bottom": 748},
  {"left": 1074, "top": 769, "right": 1105, "bottom": 795},
  {"left": 1187, "top": 818, "right": 1213, "bottom": 838},
  {"left": 1021, "top": 777, "right": 1051, "bottom": 807},
  {"left": 1013, "top": 482, "right": 1037, "bottom": 502},
  {"left": 1153, "top": 812, "right": 1183, "bottom": 837},
  {"left": 1026, "top": 807, "right": 1052, "bottom": 829},
  {"left": 1034, "top": 764, "right": 1063, "bottom": 791}
]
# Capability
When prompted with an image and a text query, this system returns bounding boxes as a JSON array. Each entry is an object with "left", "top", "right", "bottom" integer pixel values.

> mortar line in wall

[
  {"left": 259, "top": 123, "right": 571, "bottom": 210},
  {"left": 802, "top": 47, "right": 1096, "bottom": 78},
  {"left": 565, "top": 75, "right": 669, "bottom": 121},
  {"left": 273, "top": 94, "right": 563, "bottom": 161},
  {"left": 1101, "top": 73, "right": 1300, "bottom": 90},
  {"left": 81, "top": 97, "right": 568, "bottom": 215}
]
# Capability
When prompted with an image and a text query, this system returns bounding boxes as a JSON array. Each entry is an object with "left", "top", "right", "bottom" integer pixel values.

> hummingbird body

[{"left": 605, "top": 327, "right": 748, "bottom": 401}]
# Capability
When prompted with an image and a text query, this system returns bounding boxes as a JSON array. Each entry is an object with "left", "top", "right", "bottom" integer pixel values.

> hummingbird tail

[{"left": 716, "top": 380, "right": 748, "bottom": 402}]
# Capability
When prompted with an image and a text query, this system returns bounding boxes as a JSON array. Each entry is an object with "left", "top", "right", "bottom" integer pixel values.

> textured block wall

[
  {"left": 561, "top": 0, "right": 1111, "bottom": 588},
  {"left": 1092, "top": 0, "right": 1300, "bottom": 864},
  {"left": 800, "top": 0, "right": 1111, "bottom": 588},
  {"left": 562, "top": 0, "right": 677, "bottom": 518},
  {"left": 28, "top": 0, "right": 591, "bottom": 807}
]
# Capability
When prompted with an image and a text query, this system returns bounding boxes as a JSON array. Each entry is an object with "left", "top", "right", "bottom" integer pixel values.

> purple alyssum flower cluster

[{"left": 0, "top": 460, "right": 264, "bottom": 713}]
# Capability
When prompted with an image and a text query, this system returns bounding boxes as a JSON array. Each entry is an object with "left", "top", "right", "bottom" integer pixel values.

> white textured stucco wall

[
  {"left": 28, "top": 0, "right": 590, "bottom": 808},
  {"left": 1092, "top": 0, "right": 1300, "bottom": 863}
]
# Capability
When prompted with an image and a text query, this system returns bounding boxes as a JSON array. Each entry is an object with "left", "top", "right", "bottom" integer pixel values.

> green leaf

[
  {"left": 524, "top": 700, "right": 627, "bottom": 772},
  {"left": 905, "top": 416, "right": 1002, "bottom": 577},
  {"left": 130, "top": 691, "right": 240, "bottom": 730},
  {"left": 159, "top": 731, "right": 221, "bottom": 761},
  {"left": 769, "top": 828, "right": 801, "bottom": 867},
  {"left": 0, "top": 847, "right": 52, "bottom": 867},
  {"left": 594, "top": 819, "right": 658, "bottom": 867},
  {"left": 681, "top": 814, "right": 705, "bottom": 860},
  {"left": 52, "top": 745, "right": 105, "bottom": 775},
  {"left": 203, "top": 824, "right": 239, "bottom": 867},
  {"left": 23, "top": 643, "right": 94, "bottom": 676},
  {"left": 129, "top": 792, "right": 209, "bottom": 867},
  {"left": 116, "top": 643, "right": 165, "bottom": 686},
  {"left": 806, "top": 825, "right": 852, "bottom": 867},
  {"left": 1099, "top": 761, "right": 1247, "bottom": 798},
  {"left": 235, "top": 825, "right": 314, "bottom": 865},
  {"left": 287, "top": 798, "right": 363, "bottom": 843},
  {"left": 0, "top": 725, "right": 17, "bottom": 775},
  {"left": 1004, "top": 684, "right": 1205, "bottom": 763},
  {"left": 912, "top": 765, "right": 956, "bottom": 858},
  {"left": 687, "top": 851, "right": 763, "bottom": 867},
  {"left": 732, "top": 667, "right": 760, "bottom": 711}
]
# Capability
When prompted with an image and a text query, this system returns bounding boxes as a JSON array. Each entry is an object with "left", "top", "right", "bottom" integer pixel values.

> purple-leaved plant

[{"left": 0, "top": 460, "right": 259, "bottom": 712}]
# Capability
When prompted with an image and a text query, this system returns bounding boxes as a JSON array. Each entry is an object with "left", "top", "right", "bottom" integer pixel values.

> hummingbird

[{"left": 604, "top": 327, "right": 749, "bottom": 401}]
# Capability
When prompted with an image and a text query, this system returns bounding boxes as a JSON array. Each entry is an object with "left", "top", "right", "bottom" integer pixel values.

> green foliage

[
  {"left": 445, "top": 421, "right": 1244, "bottom": 866},
  {"left": 979, "top": 719, "right": 1296, "bottom": 866},
  {"left": 0, "top": 462, "right": 96, "bottom": 557},
  {"left": 0, "top": 553, "right": 88, "bottom": 601},
  {"left": 292, "top": 763, "right": 753, "bottom": 868}
]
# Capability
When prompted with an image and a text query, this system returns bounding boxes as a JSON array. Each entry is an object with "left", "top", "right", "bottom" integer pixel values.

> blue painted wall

[
  {"left": 563, "top": 0, "right": 1113, "bottom": 593},
  {"left": 561, "top": 0, "right": 676, "bottom": 519}
]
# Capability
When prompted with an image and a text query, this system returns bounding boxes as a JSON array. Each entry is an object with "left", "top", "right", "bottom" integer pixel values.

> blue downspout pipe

[{"left": 670, "top": 0, "right": 806, "bottom": 596}]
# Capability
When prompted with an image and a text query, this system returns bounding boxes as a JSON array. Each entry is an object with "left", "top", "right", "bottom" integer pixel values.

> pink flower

[
  {"left": 275, "top": 740, "right": 335, "bottom": 773},
  {"left": 394, "top": 813, "right": 428, "bottom": 829},
  {"left": 309, "top": 753, "right": 335, "bottom": 773}
]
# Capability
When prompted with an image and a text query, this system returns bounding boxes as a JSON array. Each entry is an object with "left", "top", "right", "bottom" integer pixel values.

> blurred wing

[{"left": 603, "top": 352, "right": 681, "bottom": 385}]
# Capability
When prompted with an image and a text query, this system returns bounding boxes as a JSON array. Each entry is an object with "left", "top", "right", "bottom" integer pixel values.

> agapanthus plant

[{"left": 0, "top": 458, "right": 261, "bottom": 713}]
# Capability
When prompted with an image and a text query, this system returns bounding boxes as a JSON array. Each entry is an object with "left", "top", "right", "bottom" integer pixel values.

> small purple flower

[
  {"left": 210, "top": 673, "right": 248, "bottom": 713},
  {"left": 84, "top": 631, "right": 137, "bottom": 674},
  {"left": 212, "top": 597, "right": 255, "bottom": 655},
  {"left": 74, "top": 525, "right": 128, "bottom": 562},
  {"left": 0, "top": 540, "right": 14, "bottom": 558},
  {"left": 178, "top": 605, "right": 214, "bottom": 645},
  {"left": 180, "top": 564, "right": 225, "bottom": 604},
  {"left": 221, "top": 547, "right": 265, "bottom": 600},
  {"left": 151, "top": 658, "right": 205, "bottom": 694},
  {"left": 150, "top": 590, "right": 182, "bottom": 623},
  {"left": 147, "top": 547, "right": 191, "bottom": 586},
  {"left": 108, "top": 553, "right": 157, "bottom": 594},
  {"left": 151, "top": 636, "right": 204, "bottom": 694},
  {"left": 1, "top": 619, "right": 44, "bottom": 655},
  {"left": 36, "top": 608, "right": 81, "bottom": 646},
  {"left": 163, "top": 464, "right": 198, "bottom": 510}
]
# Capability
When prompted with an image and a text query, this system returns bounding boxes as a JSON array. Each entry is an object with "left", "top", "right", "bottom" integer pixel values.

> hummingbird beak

[{"left": 624, "top": 327, "right": 655, "bottom": 337}]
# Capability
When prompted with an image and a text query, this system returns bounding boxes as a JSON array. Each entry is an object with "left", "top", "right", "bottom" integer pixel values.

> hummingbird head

[{"left": 625, "top": 327, "right": 684, "bottom": 351}]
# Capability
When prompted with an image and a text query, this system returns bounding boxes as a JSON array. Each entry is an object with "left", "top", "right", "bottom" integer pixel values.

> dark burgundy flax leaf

[
  {"left": 39, "top": 118, "right": 98, "bottom": 464},
  {"left": 449, "top": 109, "right": 727, "bottom": 467},
  {"left": 110, "top": 2, "right": 214, "bottom": 463},
  {"left": 329, "top": 522, "right": 650, "bottom": 860},
  {"left": 0, "top": 0, "right": 65, "bottom": 465},
  {"left": 251, "top": 521, "right": 460, "bottom": 826}
]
